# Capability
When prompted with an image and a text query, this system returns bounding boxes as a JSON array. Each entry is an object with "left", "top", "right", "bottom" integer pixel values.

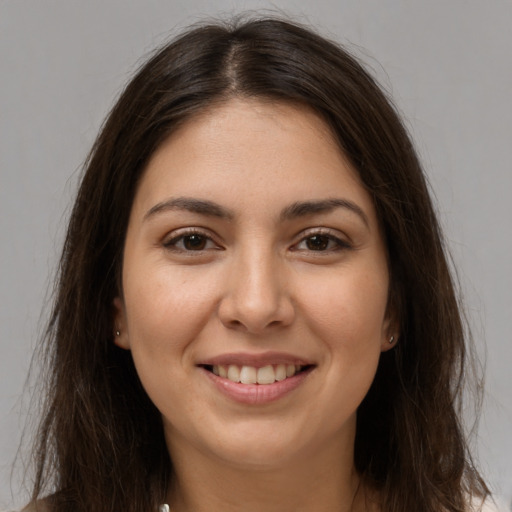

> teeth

[
  {"left": 240, "top": 366, "right": 257, "bottom": 384},
  {"left": 212, "top": 364, "right": 306, "bottom": 384},
  {"left": 257, "top": 365, "right": 275, "bottom": 384},
  {"left": 275, "top": 364, "right": 287, "bottom": 381},
  {"left": 227, "top": 365, "right": 240, "bottom": 382}
]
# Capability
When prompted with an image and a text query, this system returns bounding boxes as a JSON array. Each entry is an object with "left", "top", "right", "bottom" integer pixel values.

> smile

[
  {"left": 199, "top": 360, "right": 315, "bottom": 405},
  {"left": 197, "top": 352, "right": 316, "bottom": 404},
  {"left": 205, "top": 364, "right": 309, "bottom": 385}
]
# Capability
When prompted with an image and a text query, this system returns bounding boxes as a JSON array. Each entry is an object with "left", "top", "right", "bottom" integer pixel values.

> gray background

[{"left": 1, "top": 0, "right": 511, "bottom": 509}]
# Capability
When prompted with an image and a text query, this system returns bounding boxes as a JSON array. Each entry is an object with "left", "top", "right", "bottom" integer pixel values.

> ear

[
  {"left": 380, "top": 307, "right": 400, "bottom": 353},
  {"left": 113, "top": 296, "right": 130, "bottom": 350},
  {"left": 381, "top": 331, "right": 399, "bottom": 352}
]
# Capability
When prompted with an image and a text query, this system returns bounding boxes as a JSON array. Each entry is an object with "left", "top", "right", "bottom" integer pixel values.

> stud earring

[
  {"left": 115, "top": 330, "right": 120, "bottom": 337},
  {"left": 389, "top": 335, "right": 394, "bottom": 344}
]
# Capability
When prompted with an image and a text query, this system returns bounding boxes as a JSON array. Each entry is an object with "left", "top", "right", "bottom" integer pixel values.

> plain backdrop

[{"left": 1, "top": 1, "right": 511, "bottom": 510}]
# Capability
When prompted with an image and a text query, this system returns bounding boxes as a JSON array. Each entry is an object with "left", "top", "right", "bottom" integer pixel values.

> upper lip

[{"left": 197, "top": 351, "right": 315, "bottom": 368}]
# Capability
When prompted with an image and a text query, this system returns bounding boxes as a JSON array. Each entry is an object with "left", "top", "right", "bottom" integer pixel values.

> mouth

[{"left": 199, "top": 363, "right": 314, "bottom": 385}]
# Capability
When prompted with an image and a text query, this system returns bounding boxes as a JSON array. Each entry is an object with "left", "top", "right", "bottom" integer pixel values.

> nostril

[{"left": 218, "top": 288, "right": 295, "bottom": 333}]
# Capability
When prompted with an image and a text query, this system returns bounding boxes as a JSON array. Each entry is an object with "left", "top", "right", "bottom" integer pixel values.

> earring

[
  {"left": 115, "top": 330, "right": 120, "bottom": 337},
  {"left": 389, "top": 335, "right": 394, "bottom": 344}
]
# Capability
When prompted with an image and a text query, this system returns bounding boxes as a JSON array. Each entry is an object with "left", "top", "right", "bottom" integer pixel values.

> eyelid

[
  {"left": 291, "top": 227, "right": 352, "bottom": 251},
  {"left": 161, "top": 226, "right": 351, "bottom": 253},
  {"left": 162, "top": 227, "right": 223, "bottom": 251}
]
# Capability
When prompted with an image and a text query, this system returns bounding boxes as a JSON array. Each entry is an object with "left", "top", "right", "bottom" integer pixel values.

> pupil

[
  {"left": 184, "top": 235, "right": 206, "bottom": 250},
  {"left": 306, "top": 235, "right": 329, "bottom": 251}
]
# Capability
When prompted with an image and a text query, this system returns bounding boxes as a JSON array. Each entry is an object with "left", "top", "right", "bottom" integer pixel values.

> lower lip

[{"left": 200, "top": 367, "right": 313, "bottom": 405}]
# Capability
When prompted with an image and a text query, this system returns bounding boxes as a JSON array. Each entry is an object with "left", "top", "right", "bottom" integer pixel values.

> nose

[{"left": 218, "top": 247, "right": 295, "bottom": 334}]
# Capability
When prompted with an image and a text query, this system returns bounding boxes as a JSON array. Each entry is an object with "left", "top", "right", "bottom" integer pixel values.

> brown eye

[
  {"left": 305, "top": 235, "right": 331, "bottom": 251},
  {"left": 293, "top": 231, "right": 351, "bottom": 253},
  {"left": 163, "top": 231, "right": 219, "bottom": 252},
  {"left": 182, "top": 234, "right": 207, "bottom": 250}
]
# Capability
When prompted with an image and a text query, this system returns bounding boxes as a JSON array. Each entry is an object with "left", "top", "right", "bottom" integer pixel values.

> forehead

[{"left": 131, "top": 98, "right": 374, "bottom": 222}]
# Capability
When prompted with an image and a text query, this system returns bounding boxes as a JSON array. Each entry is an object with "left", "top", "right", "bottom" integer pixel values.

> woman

[{"left": 23, "top": 16, "right": 491, "bottom": 512}]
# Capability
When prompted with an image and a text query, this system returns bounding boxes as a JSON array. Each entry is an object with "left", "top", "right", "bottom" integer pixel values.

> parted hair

[{"left": 27, "top": 16, "right": 488, "bottom": 512}]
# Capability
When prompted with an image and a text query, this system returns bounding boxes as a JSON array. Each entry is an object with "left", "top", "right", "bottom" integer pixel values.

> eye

[
  {"left": 293, "top": 231, "right": 351, "bottom": 252},
  {"left": 163, "top": 230, "right": 220, "bottom": 252}
]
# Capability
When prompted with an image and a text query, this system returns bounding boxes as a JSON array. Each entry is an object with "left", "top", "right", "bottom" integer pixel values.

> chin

[
  {"left": 199, "top": 416, "right": 337, "bottom": 470},
  {"left": 212, "top": 439, "right": 307, "bottom": 471}
]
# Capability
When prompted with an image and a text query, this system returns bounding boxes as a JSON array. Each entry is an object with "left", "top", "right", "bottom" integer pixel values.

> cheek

[
  {"left": 284, "top": 268, "right": 388, "bottom": 441},
  {"left": 123, "top": 264, "right": 220, "bottom": 361},
  {"left": 300, "top": 265, "right": 389, "bottom": 346},
  {"left": 121, "top": 267, "right": 220, "bottom": 420}
]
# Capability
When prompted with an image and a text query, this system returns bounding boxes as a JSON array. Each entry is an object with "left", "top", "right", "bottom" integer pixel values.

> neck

[{"left": 165, "top": 430, "right": 374, "bottom": 512}]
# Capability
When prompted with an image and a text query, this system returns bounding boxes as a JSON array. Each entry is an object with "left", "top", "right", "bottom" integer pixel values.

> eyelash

[
  {"left": 292, "top": 229, "right": 352, "bottom": 253},
  {"left": 162, "top": 229, "right": 221, "bottom": 252},
  {"left": 162, "top": 228, "right": 351, "bottom": 254}
]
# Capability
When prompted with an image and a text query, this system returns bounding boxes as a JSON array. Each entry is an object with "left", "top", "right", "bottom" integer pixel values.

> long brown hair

[{"left": 27, "top": 16, "right": 488, "bottom": 512}]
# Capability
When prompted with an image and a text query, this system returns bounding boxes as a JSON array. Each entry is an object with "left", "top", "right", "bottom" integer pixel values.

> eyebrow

[
  {"left": 280, "top": 198, "right": 369, "bottom": 227},
  {"left": 144, "top": 197, "right": 234, "bottom": 221},
  {"left": 143, "top": 196, "right": 369, "bottom": 227}
]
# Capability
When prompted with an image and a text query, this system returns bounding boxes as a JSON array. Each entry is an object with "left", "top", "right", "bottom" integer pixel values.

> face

[{"left": 114, "top": 99, "right": 395, "bottom": 470}]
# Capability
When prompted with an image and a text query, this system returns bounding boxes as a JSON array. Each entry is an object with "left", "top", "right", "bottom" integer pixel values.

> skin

[{"left": 114, "top": 99, "right": 396, "bottom": 512}]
